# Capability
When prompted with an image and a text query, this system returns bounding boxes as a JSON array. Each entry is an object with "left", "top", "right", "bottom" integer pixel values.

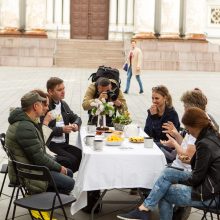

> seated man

[
  {"left": 6, "top": 91, "right": 74, "bottom": 194},
  {"left": 46, "top": 77, "right": 82, "bottom": 173},
  {"left": 82, "top": 77, "right": 128, "bottom": 127}
]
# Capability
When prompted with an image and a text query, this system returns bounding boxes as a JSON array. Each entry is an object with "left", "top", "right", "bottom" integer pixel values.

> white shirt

[
  {"left": 51, "top": 102, "right": 66, "bottom": 143},
  {"left": 172, "top": 133, "right": 196, "bottom": 171}
]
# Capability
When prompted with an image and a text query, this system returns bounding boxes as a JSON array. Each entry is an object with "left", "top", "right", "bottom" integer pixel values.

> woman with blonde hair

[{"left": 144, "top": 85, "right": 180, "bottom": 163}]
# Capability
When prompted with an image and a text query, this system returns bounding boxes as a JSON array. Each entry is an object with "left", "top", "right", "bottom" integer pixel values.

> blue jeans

[
  {"left": 125, "top": 67, "right": 144, "bottom": 93},
  {"left": 143, "top": 168, "right": 218, "bottom": 220},
  {"left": 49, "top": 168, "right": 75, "bottom": 194}
]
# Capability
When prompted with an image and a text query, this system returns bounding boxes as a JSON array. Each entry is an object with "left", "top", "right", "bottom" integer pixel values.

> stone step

[{"left": 54, "top": 39, "right": 124, "bottom": 68}]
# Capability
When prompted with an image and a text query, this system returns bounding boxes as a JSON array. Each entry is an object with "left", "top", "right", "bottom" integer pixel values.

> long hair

[
  {"left": 152, "top": 85, "right": 172, "bottom": 108},
  {"left": 182, "top": 107, "right": 214, "bottom": 131}
]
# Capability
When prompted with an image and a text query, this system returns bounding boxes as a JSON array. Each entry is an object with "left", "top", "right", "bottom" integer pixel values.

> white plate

[{"left": 106, "top": 141, "right": 122, "bottom": 146}]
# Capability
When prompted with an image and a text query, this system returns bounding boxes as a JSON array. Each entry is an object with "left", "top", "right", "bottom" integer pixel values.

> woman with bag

[
  {"left": 117, "top": 107, "right": 220, "bottom": 220},
  {"left": 123, "top": 39, "right": 144, "bottom": 94}
]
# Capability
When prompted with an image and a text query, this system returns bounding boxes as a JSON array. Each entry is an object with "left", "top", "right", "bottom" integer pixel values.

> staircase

[{"left": 54, "top": 39, "right": 125, "bottom": 69}]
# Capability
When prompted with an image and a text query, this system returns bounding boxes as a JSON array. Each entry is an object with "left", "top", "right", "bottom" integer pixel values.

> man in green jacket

[{"left": 6, "top": 91, "right": 75, "bottom": 195}]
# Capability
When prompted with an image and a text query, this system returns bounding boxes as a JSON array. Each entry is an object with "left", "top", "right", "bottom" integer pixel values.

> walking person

[{"left": 123, "top": 39, "right": 144, "bottom": 94}]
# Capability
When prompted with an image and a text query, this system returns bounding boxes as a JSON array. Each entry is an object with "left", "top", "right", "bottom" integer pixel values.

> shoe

[
  {"left": 117, "top": 208, "right": 149, "bottom": 220},
  {"left": 172, "top": 206, "right": 191, "bottom": 220},
  {"left": 124, "top": 91, "right": 128, "bottom": 94},
  {"left": 31, "top": 210, "right": 57, "bottom": 220},
  {"left": 139, "top": 91, "right": 144, "bottom": 94}
]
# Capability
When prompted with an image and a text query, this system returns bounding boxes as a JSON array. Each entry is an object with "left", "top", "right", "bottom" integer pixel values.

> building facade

[{"left": 0, "top": 0, "right": 220, "bottom": 42}]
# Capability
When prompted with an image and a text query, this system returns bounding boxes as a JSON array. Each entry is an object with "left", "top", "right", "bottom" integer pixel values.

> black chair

[
  {"left": 12, "top": 160, "right": 76, "bottom": 220},
  {"left": 0, "top": 133, "right": 8, "bottom": 197},
  {"left": 194, "top": 193, "right": 220, "bottom": 220}
]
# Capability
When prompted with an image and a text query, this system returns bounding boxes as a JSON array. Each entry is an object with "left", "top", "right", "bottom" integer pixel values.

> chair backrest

[
  {"left": 0, "top": 133, "right": 6, "bottom": 152},
  {"left": 13, "top": 160, "right": 59, "bottom": 195}
]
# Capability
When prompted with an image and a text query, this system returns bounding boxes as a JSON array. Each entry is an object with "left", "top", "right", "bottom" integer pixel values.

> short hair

[
  {"left": 96, "top": 77, "right": 111, "bottom": 87},
  {"left": 180, "top": 89, "right": 207, "bottom": 111},
  {"left": 131, "top": 39, "right": 136, "bottom": 43},
  {"left": 152, "top": 85, "right": 173, "bottom": 108},
  {"left": 46, "top": 77, "right": 63, "bottom": 91}
]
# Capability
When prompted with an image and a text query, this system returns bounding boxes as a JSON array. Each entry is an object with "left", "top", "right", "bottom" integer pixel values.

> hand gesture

[
  {"left": 149, "top": 104, "right": 158, "bottom": 115},
  {"left": 60, "top": 166, "right": 67, "bottom": 175},
  {"left": 178, "top": 155, "right": 191, "bottom": 164},
  {"left": 99, "top": 92, "right": 108, "bottom": 101},
  {"left": 160, "top": 134, "right": 177, "bottom": 149},
  {"left": 136, "top": 66, "right": 140, "bottom": 71},
  {"left": 162, "top": 121, "right": 179, "bottom": 138},
  {"left": 43, "top": 111, "right": 53, "bottom": 126},
  {"left": 71, "top": 123, "right": 79, "bottom": 132},
  {"left": 113, "top": 99, "right": 121, "bottom": 107},
  {"left": 63, "top": 125, "right": 73, "bottom": 133}
]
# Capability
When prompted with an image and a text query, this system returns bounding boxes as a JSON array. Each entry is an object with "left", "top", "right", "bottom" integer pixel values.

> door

[{"left": 70, "top": 0, "right": 109, "bottom": 40}]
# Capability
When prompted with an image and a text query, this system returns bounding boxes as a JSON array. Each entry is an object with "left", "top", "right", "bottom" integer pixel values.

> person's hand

[
  {"left": 160, "top": 134, "right": 177, "bottom": 149},
  {"left": 63, "top": 125, "right": 73, "bottom": 133},
  {"left": 162, "top": 121, "right": 179, "bottom": 137},
  {"left": 99, "top": 92, "right": 108, "bottom": 100},
  {"left": 178, "top": 155, "right": 191, "bottom": 164},
  {"left": 71, "top": 123, "right": 79, "bottom": 132},
  {"left": 136, "top": 66, "right": 140, "bottom": 71},
  {"left": 113, "top": 99, "right": 121, "bottom": 107},
  {"left": 149, "top": 104, "right": 158, "bottom": 115},
  {"left": 60, "top": 166, "right": 67, "bottom": 175},
  {"left": 43, "top": 111, "right": 53, "bottom": 126}
]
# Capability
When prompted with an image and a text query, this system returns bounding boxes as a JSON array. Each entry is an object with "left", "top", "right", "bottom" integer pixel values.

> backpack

[{"left": 88, "top": 65, "right": 121, "bottom": 88}]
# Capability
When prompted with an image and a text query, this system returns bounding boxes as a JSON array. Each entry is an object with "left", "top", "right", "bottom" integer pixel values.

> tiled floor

[{"left": 0, "top": 66, "right": 220, "bottom": 219}]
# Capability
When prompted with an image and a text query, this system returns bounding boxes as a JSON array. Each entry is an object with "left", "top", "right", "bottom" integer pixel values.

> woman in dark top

[
  {"left": 117, "top": 107, "right": 220, "bottom": 220},
  {"left": 144, "top": 85, "right": 180, "bottom": 162}
]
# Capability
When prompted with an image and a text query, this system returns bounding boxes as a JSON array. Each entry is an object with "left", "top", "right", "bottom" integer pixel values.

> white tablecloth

[{"left": 71, "top": 127, "right": 166, "bottom": 214}]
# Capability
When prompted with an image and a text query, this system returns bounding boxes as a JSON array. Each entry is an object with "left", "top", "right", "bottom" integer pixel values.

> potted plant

[{"left": 112, "top": 111, "right": 132, "bottom": 131}]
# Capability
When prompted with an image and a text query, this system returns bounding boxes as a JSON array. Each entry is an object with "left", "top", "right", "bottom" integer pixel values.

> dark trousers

[{"left": 48, "top": 142, "right": 82, "bottom": 173}]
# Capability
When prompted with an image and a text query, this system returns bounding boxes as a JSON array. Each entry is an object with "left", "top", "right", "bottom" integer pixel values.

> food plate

[
  {"left": 106, "top": 141, "right": 122, "bottom": 146},
  {"left": 129, "top": 136, "right": 144, "bottom": 143}
]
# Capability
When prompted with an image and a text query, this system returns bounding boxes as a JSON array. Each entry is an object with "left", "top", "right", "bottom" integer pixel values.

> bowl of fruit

[{"left": 106, "top": 135, "right": 124, "bottom": 146}]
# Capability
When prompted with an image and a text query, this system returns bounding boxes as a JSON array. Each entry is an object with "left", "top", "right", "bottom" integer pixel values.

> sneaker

[
  {"left": 124, "top": 91, "right": 128, "bottom": 94},
  {"left": 139, "top": 91, "right": 144, "bottom": 94},
  {"left": 117, "top": 208, "right": 149, "bottom": 220}
]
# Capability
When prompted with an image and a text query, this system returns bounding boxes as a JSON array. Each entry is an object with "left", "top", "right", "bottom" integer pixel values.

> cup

[
  {"left": 84, "top": 135, "right": 95, "bottom": 146},
  {"left": 93, "top": 139, "right": 104, "bottom": 151},
  {"left": 87, "top": 125, "right": 96, "bottom": 134},
  {"left": 144, "top": 137, "right": 154, "bottom": 148},
  {"left": 50, "top": 110, "right": 58, "bottom": 120},
  {"left": 103, "top": 131, "right": 112, "bottom": 138}
]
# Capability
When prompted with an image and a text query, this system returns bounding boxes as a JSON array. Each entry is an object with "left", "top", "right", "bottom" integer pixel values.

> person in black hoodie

[
  {"left": 144, "top": 85, "right": 180, "bottom": 163},
  {"left": 117, "top": 107, "right": 220, "bottom": 220},
  {"left": 45, "top": 77, "right": 82, "bottom": 173}
]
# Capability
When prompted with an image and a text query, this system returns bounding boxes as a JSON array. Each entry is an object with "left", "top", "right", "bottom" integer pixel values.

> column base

[
  {"left": 184, "top": 33, "right": 207, "bottom": 41},
  {"left": 133, "top": 32, "right": 156, "bottom": 39}
]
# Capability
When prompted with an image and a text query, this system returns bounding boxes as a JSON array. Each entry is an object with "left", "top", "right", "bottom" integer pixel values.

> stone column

[
  {"left": 160, "top": 0, "right": 180, "bottom": 36},
  {"left": 0, "top": 0, "right": 19, "bottom": 28},
  {"left": 185, "top": 0, "right": 206, "bottom": 40},
  {"left": 133, "top": 0, "right": 155, "bottom": 38},
  {"left": 26, "top": 0, "right": 46, "bottom": 29},
  {"left": 109, "top": 0, "right": 117, "bottom": 39}
]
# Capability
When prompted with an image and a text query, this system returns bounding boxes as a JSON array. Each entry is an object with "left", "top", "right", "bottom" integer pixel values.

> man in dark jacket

[
  {"left": 46, "top": 77, "right": 82, "bottom": 173},
  {"left": 6, "top": 91, "right": 75, "bottom": 195}
]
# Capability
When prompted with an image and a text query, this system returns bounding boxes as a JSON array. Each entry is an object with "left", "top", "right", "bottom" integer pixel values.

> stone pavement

[{"left": 0, "top": 66, "right": 219, "bottom": 220}]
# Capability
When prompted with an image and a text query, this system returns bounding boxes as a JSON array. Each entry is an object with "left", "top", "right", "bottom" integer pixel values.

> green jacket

[{"left": 6, "top": 108, "right": 61, "bottom": 194}]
